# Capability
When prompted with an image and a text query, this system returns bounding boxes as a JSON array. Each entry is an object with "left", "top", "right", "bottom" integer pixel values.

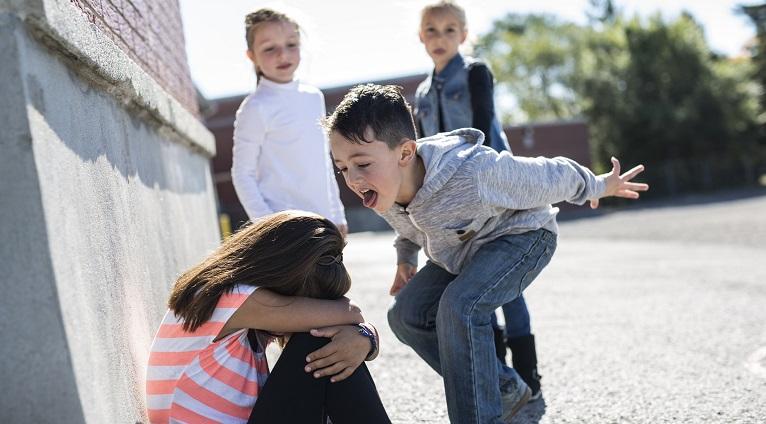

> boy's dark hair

[{"left": 324, "top": 84, "right": 417, "bottom": 149}]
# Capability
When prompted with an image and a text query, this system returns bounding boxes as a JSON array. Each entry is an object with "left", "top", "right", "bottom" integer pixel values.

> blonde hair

[{"left": 420, "top": 1, "right": 467, "bottom": 28}]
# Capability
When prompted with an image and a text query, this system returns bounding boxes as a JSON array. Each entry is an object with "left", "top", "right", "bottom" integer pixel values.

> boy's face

[
  {"left": 419, "top": 10, "right": 467, "bottom": 71},
  {"left": 246, "top": 21, "right": 300, "bottom": 83},
  {"left": 330, "top": 129, "right": 413, "bottom": 213}
]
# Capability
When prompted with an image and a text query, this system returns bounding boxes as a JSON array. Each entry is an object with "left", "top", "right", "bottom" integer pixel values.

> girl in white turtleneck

[{"left": 232, "top": 9, "right": 347, "bottom": 235}]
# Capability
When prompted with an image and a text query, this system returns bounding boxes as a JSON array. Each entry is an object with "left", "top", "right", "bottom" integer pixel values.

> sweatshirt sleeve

[
  {"left": 326, "top": 154, "right": 347, "bottom": 226},
  {"left": 476, "top": 153, "right": 607, "bottom": 210},
  {"left": 394, "top": 234, "right": 420, "bottom": 267},
  {"left": 320, "top": 96, "right": 347, "bottom": 226},
  {"left": 231, "top": 102, "right": 274, "bottom": 220}
]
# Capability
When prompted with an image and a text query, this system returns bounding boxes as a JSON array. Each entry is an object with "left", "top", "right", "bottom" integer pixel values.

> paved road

[{"left": 342, "top": 189, "right": 766, "bottom": 423}]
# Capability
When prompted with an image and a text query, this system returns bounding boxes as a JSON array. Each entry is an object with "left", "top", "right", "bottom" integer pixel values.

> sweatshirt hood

[{"left": 411, "top": 128, "right": 485, "bottom": 205}]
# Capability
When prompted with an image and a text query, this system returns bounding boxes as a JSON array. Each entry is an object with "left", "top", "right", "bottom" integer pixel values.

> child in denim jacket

[
  {"left": 414, "top": 0, "right": 546, "bottom": 399},
  {"left": 326, "top": 84, "right": 648, "bottom": 423}
]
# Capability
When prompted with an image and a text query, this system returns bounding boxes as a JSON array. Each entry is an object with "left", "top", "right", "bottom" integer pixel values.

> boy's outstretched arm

[{"left": 589, "top": 157, "right": 649, "bottom": 209}]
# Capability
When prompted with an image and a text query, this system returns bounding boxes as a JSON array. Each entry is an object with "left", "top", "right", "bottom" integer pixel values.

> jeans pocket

[{"left": 517, "top": 234, "right": 556, "bottom": 296}]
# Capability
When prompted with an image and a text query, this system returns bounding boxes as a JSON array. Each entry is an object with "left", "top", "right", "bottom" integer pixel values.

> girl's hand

[
  {"left": 304, "top": 325, "right": 371, "bottom": 382},
  {"left": 338, "top": 224, "right": 348, "bottom": 239},
  {"left": 390, "top": 263, "right": 417, "bottom": 296},
  {"left": 590, "top": 157, "right": 649, "bottom": 209}
]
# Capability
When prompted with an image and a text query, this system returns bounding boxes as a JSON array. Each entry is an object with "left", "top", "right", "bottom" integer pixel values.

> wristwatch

[{"left": 357, "top": 323, "right": 378, "bottom": 361}]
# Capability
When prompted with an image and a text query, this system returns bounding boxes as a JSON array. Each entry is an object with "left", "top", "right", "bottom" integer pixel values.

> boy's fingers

[
  {"left": 590, "top": 198, "right": 600, "bottom": 209},
  {"left": 620, "top": 164, "right": 645, "bottom": 181},
  {"left": 616, "top": 190, "right": 640, "bottom": 199},
  {"left": 623, "top": 182, "right": 649, "bottom": 191},
  {"left": 390, "top": 279, "right": 406, "bottom": 295},
  {"left": 611, "top": 157, "right": 621, "bottom": 174}
]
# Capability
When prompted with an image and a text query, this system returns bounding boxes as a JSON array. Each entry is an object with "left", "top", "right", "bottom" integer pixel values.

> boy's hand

[
  {"left": 591, "top": 157, "right": 649, "bottom": 209},
  {"left": 391, "top": 263, "right": 417, "bottom": 296},
  {"left": 305, "top": 325, "right": 370, "bottom": 382}
]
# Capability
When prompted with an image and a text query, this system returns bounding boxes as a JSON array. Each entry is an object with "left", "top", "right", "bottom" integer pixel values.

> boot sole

[{"left": 502, "top": 386, "right": 532, "bottom": 423}]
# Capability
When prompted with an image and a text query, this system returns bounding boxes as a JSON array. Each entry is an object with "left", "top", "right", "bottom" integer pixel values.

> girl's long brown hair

[{"left": 168, "top": 210, "right": 350, "bottom": 332}]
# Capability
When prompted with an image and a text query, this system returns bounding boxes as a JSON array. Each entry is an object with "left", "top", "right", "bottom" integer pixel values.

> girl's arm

[
  {"left": 231, "top": 103, "right": 273, "bottom": 219},
  {"left": 468, "top": 62, "right": 496, "bottom": 147},
  {"left": 224, "top": 289, "right": 364, "bottom": 334}
]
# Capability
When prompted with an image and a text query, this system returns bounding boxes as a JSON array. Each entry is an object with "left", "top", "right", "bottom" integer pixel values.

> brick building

[{"left": 205, "top": 75, "right": 591, "bottom": 231}]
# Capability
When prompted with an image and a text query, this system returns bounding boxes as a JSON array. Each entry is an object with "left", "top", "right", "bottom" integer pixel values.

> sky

[{"left": 179, "top": 0, "right": 759, "bottom": 100}]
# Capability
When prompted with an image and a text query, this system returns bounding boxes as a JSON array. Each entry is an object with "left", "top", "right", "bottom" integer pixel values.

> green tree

[
  {"left": 477, "top": 14, "right": 586, "bottom": 122},
  {"left": 740, "top": 4, "right": 766, "bottom": 150},
  {"left": 478, "top": 10, "right": 763, "bottom": 193}
]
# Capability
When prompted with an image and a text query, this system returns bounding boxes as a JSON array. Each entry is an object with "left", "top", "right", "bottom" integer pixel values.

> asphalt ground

[{"left": 342, "top": 188, "right": 766, "bottom": 423}]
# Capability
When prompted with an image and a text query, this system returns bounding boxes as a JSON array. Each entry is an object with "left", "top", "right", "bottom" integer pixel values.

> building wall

[
  {"left": 0, "top": 1, "right": 217, "bottom": 422},
  {"left": 68, "top": 0, "right": 199, "bottom": 114}
]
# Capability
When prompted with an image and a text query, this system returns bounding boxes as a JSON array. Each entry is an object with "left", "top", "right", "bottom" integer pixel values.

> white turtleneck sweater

[{"left": 231, "top": 78, "right": 346, "bottom": 226}]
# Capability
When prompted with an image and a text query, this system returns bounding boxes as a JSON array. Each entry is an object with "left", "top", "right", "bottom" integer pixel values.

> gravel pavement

[{"left": 342, "top": 189, "right": 766, "bottom": 423}]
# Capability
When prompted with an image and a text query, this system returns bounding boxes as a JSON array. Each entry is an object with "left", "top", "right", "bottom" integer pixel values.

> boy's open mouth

[{"left": 361, "top": 189, "right": 378, "bottom": 208}]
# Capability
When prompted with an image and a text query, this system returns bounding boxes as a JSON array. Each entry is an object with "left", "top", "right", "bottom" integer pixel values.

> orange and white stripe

[{"left": 146, "top": 285, "right": 269, "bottom": 423}]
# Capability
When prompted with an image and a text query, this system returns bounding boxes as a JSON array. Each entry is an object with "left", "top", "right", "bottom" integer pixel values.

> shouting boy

[{"left": 325, "top": 84, "right": 648, "bottom": 423}]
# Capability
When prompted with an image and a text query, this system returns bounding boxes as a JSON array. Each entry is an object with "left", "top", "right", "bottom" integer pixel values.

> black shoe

[
  {"left": 507, "top": 334, "right": 542, "bottom": 401},
  {"left": 493, "top": 326, "right": 508, "bottom": 364}
]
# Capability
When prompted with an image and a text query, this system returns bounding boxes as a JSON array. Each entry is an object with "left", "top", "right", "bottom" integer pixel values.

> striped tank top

[{"left": 146, "top": 284, "right": 270, "bottom": 423}]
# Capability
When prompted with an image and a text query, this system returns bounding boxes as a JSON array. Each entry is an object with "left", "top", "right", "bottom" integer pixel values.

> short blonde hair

[{"left": 420, "top": 1, "right": 467, "bottom": 28}]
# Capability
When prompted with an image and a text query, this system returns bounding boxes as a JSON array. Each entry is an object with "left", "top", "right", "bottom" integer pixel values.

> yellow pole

[{"left": 219, "top": 213, "right": 232, "bottom": 240}]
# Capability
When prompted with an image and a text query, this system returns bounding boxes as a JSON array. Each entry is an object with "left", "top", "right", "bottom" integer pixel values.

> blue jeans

[
  {"left": 388, "top": 229, "right": 557, "bottom": 423},
  {"left": 499, "top": 296, "right": 531, "bottom": 339}
]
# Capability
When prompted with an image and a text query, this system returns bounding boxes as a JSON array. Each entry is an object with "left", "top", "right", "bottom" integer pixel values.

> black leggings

[{"left": 248, "top": 332, "right": 391, "bottom": 424}]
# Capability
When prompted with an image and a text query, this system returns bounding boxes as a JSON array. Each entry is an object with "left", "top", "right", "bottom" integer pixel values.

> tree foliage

[{"left": 476, "top": 8, "right": 764, "bottom": 193}]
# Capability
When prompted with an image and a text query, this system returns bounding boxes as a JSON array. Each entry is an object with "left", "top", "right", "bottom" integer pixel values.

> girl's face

[
  {"left": 247, "top": 20, "right": 301, "bottom": 83},
  {"left": 419, "top": 10, "right": 467, "bottom": 73}
]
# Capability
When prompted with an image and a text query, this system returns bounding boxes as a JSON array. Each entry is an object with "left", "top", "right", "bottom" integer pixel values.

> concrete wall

[{"left": 0, "top": 1, "right": 218, "bottom": 423}]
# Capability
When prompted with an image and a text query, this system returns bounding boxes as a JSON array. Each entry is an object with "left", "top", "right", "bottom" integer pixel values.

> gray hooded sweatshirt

[{"left": 380, "top": 128, "right": 606, "bottom": 274}]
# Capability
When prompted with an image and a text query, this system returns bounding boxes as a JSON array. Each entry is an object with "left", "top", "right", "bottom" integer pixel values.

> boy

[
  {"left": 415, "top": 1, "right": 542, "bottom": 395},
  {"left": 325, "top": 84, "right": 648, "bottom": 423}
]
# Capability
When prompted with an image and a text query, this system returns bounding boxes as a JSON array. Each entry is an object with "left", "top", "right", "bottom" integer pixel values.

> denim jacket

[{"left": 414, "top": 54, "right": 510, "bottom": 153}]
